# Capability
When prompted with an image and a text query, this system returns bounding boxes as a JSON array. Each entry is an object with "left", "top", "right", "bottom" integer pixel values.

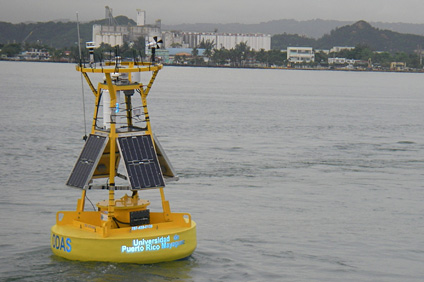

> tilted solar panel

[
  {"left": 66, "top": 134, "right": 109, "bottom": 189},
  {"left": 117, "top": 134, "right": 165, "bottom": 189}
]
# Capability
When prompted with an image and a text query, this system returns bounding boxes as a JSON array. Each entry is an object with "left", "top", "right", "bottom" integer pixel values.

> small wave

[{"left": 397, "top": 141, "right": 416, "bottom": 144}]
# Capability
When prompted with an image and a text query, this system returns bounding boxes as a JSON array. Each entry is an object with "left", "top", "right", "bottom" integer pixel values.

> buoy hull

[{"left": 51, "top": 220, "right": 196, "bottom": 264}]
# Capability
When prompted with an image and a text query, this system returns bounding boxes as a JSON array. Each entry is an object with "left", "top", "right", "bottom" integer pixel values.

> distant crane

[
  {"left": 22, "top": 30, "right": 33, "bottom": 43},
  {"left": 105, "top": 6, "right": 118, "bottom": 26}
]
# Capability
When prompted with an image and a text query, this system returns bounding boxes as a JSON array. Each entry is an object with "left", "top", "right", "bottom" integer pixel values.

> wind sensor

[{"left": 147, "top": 36, "right": 163, "bottom": 63}]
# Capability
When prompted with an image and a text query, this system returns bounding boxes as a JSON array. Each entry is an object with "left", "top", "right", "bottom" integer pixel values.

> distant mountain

[
  {"left": 271, "top": 33, "right": 316, "bottom": 50},
  {"left": 316, "top": 21, "right": 424, "bottom": 53},
  {"left": 162, "top": 19, "right": 424, "bottom": 39},
  {"left": 271, "top": 21, "right": 424, "bottom": 53},
  {"left": 372, "top": 22, "right": 424, "bottom": 38}
]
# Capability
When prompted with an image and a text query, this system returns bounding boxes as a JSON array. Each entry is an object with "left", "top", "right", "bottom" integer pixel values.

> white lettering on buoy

[{"left": 121, "top": 235, "right": 185, "bottom": 253}]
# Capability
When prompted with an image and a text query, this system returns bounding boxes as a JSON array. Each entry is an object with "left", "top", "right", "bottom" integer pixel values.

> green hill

[
  {"left": 0, "top": 16, "right": 136, "bottom": 49},
  {"left": 272, "top": 20, "right": 424, "bottom": 53},
  {"left": 316, "top": 21, "right": 424, "bottom": 53}
]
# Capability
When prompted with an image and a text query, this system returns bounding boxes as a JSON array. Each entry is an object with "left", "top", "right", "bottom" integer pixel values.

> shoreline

[
  {"left": 162, "top": 63, "right": 424, "bottom": 73},
  {"left": 1, "top": 58, "right": 423, "bottom": 73}
]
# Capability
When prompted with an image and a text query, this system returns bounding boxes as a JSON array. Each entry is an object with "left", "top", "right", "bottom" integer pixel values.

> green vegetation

[
  {"left": 91, "top": 37, "right": 146, "bottom": 62},
  {"left": 174, "top": 40, "right": 286, "bottom": 67},
  {"left": 271, "top": 33, "right": 316, "bottom": 50},
  {"left": 0, "top": 37, "right": 146, "bottom": 63},
  {"left": 174, "top": 40, "right": 420, "bottom": 69},
  {"left": 0, "top": 43, "right": 22, "bottom": 57},
  {"left": 0, "top": 16, "right": 135, "bottom": 48},
  {"left": 330, "top": 44, "right": 420, "bottom": 68},
  {"left": 0, "top": 41, "right": 61, "bottom": 59}
]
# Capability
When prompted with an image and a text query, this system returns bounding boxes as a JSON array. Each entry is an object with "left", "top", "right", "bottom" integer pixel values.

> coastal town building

[
  {"left": 315, "top": 49, "right": 330, "bottom": 54},
  {"left": 328, "top": 57, "right": 370, "bottom": 69},
  {"left": 328, "top": 57, "right": 347, "bottom": 64},
  {"left": 164, "top": 32, "right": 271, "bottom": 51},
  {"left": 287, "top": 47, "right": 315, "bottom": 63},
  {"left": 20, "top": 48, "right": 50, "bottom": 60},
  {"left": 390, "top": 62, "right": 406, "bottom": 71},
  {"left": 330, "top": 46, "right": 355, "bottom": 53},
  {"left": 166, "top": 48, "right": 206, "bottom": 64}
]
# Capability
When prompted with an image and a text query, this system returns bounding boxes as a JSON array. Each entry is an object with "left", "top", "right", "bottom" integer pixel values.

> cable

[
  {"left": 112, "top": 218, "right": 120, "bottom": 228},
  {"left": 113, "top": 217, "right": 131, "bottom": 228},
  {"left": 85, "top": 193, "right": 96, "bottom": 211}
]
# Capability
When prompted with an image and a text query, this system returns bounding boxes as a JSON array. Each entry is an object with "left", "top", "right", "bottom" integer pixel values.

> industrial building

[
  {"left": 92, "top": 7, "right": 161, "bottom": 48},
  {"left": 93, "top": 7, "right": 271, "bottom": 52},
  {"left": 166, "top": 32, "right": 271, "bottom": 51}
]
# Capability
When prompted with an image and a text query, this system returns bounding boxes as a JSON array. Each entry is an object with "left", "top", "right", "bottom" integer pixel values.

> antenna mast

[{"left": 76, "top": 12, "right": 88, "bottom": 140}]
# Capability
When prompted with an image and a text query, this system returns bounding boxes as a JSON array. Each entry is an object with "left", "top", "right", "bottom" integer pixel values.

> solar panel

[
  {"left": 117, "top": 134, "right": 165, "bottom": 189},
  {"left": 66, "top": 134, "right": 108, "bottom": 189}
]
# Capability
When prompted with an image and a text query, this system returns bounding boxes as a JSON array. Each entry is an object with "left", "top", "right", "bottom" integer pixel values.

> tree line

[
  {"left": 324, "top": 44, "right": 421, "bottom": 69},
  {"left": 173, "top": 40, "right": 286, "bottom": 67},
  {"left": 173, "top": 39, "right": 422, "bottom": 69},
  {"left": 1, "top": 39, "right": 422, "bottom": 70}
]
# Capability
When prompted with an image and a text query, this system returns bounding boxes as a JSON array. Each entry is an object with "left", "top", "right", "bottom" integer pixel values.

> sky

[{"left": 1, "top": 0, "right": 424, "bottom": 25}]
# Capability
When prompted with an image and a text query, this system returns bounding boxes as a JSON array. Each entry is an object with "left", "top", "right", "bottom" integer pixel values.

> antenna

[
  {"left": 76, "top": 12, "right": 88, "bottom": 140},
  {"left": 76, "top": 12, "right": 82, "bottom": 65}
]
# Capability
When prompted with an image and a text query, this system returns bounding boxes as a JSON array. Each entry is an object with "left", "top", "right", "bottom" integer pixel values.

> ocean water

[{"left": 0, "top": 61, "right": 424, "bottom": 281}]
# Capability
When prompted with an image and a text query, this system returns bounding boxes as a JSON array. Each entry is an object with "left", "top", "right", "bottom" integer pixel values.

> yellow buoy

[{"left": 51, "top": 57, "right": 196, "bottom": 263}]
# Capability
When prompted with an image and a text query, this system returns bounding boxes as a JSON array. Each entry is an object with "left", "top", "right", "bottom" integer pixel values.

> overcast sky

[{"left": 1, "top": 0, "right": 424, "bottom": 25}]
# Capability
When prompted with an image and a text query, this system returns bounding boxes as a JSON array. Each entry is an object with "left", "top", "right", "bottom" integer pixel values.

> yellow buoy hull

[{"left": 51, "top": 219, "right": 196, "bottom": 264}]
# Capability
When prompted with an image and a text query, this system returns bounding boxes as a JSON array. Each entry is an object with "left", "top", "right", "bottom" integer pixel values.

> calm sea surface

[{"left": 0, "top": 61, "right": 424, "bottom": 281}]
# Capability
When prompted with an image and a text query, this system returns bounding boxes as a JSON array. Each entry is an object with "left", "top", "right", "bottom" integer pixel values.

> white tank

[{"left": 136, "top": 10, "right": 145, "bottom": 26}]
